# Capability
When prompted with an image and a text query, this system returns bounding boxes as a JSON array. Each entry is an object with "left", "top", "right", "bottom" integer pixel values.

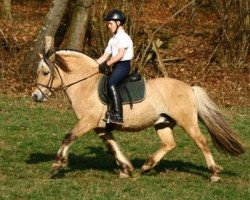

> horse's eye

[{"left": 43, "top": 71, "right": 50, "bottom": 76}]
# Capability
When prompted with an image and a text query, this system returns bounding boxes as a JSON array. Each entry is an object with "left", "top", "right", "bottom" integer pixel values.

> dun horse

[{"left": 32, "top": 49, "right": 245, "bottom": 181}]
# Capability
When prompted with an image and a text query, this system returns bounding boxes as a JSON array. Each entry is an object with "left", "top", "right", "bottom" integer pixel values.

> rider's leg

[
  {"left": 107, "top": 61, "right": 130, "bottom": 124},
  {"left": 108, "top": 85, "right": 123, "bottom": 124}
]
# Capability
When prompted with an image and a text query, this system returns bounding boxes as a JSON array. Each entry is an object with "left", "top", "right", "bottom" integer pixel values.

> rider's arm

[
  {"left": 106, "top": 48, "right": 125, "bottom": 66},
  {"left": 96, "top": 52, "right": 111, "bottom": 64}
]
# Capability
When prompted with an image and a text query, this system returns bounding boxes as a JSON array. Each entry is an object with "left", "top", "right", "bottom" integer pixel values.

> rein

[{"left": 62, "top": 71, "right": 99, "bottom": 91}]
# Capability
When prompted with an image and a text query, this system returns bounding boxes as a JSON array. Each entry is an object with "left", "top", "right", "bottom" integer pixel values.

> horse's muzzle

[
  {"left": 32, "top": 89, "right": 49, "bottom": 102},
  {"left": 32, "top": 93, "right": 42, "bottom": 102}
]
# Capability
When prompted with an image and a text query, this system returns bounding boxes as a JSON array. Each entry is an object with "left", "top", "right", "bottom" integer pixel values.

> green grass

[{"left": 0, "top": 95, "right": 249, "bottom": 199}]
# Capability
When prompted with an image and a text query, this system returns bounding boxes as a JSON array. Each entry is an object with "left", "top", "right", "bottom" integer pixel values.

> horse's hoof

[
  {"left": 141, "top": 164, "right": 152, "bottom": 174},
  {"left": 50, "top": 169, "right": 65, "bottom": 179},
  {"left": 214, "top": 165, "right": 223, "bottom": 173},
  {"left": 50, "top": 170, "right": 59, "bottom": 179},
  {"left": 210, "top": 175, "right": 221, "bottom": 182},
  {"left": 119, "top": 171, "right": 130, "bottom": 178}
]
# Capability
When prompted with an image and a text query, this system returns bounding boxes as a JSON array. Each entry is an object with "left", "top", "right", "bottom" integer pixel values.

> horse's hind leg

[
  {"left": 95, "top": 128, "right": 134, "bottom": 178},
  {"left": 141, "top": 122, "right": 176, "bottom": 174},
  {"left": 182, "top": 123, "right": 223, "bottom": 182}
]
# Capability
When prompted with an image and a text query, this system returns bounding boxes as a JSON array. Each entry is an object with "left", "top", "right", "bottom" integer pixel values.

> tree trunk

[
  {"left": 20, "top": 0, "right": 70, "bottom": 74},
  {"left": 214, "top": 0, "right": 249, "bottom": 68},
  {"left": 66, "top": 0, "right": 92, "bottom": 51},
  {"left": 190, "top": 0, "right": 196, "bottom": 27},
  {"left": 0, "top": 0, "right": 12, "bottom": 20}
]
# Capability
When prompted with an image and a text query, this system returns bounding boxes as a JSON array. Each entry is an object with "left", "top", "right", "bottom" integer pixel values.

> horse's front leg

[
  {"left": 52, "top": 118, "right": 96, "bottom": 175},
  {"left": 95, "top": 128, "right": 134, "bottom": 178},
  {"left": 51, "top": 133, "right": 76, "bottom": 173}
]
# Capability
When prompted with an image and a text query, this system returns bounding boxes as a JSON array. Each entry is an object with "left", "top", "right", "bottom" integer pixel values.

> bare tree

[
  {"left": 20, "top": 0, "right": 93, "bottom": 74},
  {"left": 0, "top": 0, "right": 12, "bottom": 20},
  {"left": 20, "top": 0, "right": 70, "bottom": 73},
  {"left": 212, "top": 0, "right": 249, "bottom": 68}
]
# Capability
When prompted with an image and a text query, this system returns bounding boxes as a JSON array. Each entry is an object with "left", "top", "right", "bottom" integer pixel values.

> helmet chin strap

[{"left": 114, "top": 21, "right": 121, "bottom": 34}]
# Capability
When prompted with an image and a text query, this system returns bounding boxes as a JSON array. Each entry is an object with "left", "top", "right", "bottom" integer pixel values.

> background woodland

[{"left": 0, "top": 0, "right": 249, "bottom": 106}]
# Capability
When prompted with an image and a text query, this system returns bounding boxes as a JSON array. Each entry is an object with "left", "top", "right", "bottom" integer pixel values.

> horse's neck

[
  {"left": 58, "top": 53, "right": 100, "bottom": 113},
  {"left": 61, "top": 55, "right": 98, "bottom": 88},
  {"left": 64, "top": 72, "right": 100, "bottom": 110}
]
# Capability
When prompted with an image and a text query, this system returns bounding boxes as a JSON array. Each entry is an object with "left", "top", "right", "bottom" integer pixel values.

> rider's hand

[
  {"left": 99, "top": 61, "right": 110, "bottom": 75},
  {"left": 99, "top": 61, "right": 107, "bottom": 74}
]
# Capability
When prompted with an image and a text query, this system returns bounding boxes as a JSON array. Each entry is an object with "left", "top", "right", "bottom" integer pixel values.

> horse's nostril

[{"left": 32, "top": 94, "right": 38, "bottom": 102}]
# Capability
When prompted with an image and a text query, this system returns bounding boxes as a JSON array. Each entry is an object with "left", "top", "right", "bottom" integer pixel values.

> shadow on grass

[
  {"left": 26, "top": 147, "right": 117, "bottom": 173},
  {"left": 26, "top": 146, "right": 237, "bottom": 179}
]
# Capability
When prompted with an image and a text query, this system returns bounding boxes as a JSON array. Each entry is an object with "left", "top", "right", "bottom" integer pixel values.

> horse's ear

[{"left": 38, "top": 53, "right": 43, "bottom": 59}]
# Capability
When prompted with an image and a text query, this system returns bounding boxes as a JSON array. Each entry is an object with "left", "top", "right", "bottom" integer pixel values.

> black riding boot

[{"left": 108, "top": 85, "right": 123, "bottom": 124}]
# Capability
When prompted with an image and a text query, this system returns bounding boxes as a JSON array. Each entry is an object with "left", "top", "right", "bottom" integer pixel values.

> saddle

[{"left": 98, "top": 70, "right": 146, "bottom": 109}]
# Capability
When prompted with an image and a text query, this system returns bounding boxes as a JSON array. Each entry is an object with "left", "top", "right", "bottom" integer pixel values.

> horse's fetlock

[
  {"left": 118, "top": 161, "right": 133, "bottom": 171},
  {"left": 120, "top": 166, "right": 133, "bottom": 178},
  {"left": 209, "top": 164, "right": 223, "bottom": 174},
  {"left": 214, "top": 164, "right": 223, "bottom": 172},
  {"left": 52, "top": 161, "right": 63, "bottom": 171},
  {"left": 55, "top": 155, "right": 62, "bottom": 162},
  {"left": 145, "top": 157, "right": 155, "bottom": 167},
  {"left": 61, "top": 157, "right": 68, "bottom": 166},
  {"left": 141, "top": 157, "right": 157, "bottom": 174},
  {"left": 125, "top": 165, "right": 134, "bottom": 175},
  {"left": 55, "top": 154, "right": 68, "bottom": 165}
]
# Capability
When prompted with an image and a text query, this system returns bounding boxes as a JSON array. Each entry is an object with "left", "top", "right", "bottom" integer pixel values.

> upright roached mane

[
  {"left": 43, "top": 49, "right": 71, "bottom": 73},
  {"left": 32, "top": 49, "right": 245, "bottom": 182}
]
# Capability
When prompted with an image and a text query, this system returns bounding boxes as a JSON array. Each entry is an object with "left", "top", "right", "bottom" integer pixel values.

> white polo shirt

[{"left": 105, "top": 29, "right": 133, "bottom": 61}]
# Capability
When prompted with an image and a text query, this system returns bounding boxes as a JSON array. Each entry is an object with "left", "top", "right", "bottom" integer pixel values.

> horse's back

[
  {"left": 146, "top": 77, "right": 197, "bottom": 122},
  {"left": 147, "top": 77, "right": 192, "bottom": 91},
  {"left": 146, "top": 77, "right": 194, "bottom": 101}
]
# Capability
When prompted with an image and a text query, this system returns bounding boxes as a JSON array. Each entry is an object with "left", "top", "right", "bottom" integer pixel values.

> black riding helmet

[{"left": 104, "top": 9, "right": 126, "bottom": 25}]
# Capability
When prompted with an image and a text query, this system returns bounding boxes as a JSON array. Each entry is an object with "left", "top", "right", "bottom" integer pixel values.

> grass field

[{"left": 0, "top": 95, "right": 249, "bottom": 199}]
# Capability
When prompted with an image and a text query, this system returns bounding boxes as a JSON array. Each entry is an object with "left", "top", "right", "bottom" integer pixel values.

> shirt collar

[{"left": 114, "top": 28, "right": 125, "bottom": 37}]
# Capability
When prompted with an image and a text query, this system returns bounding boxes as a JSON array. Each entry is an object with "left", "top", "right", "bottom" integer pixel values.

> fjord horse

[{"left": 32, "top": 49, "right": 245, "bottom": 181}]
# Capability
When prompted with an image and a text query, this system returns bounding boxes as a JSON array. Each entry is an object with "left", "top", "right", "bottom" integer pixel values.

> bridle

[{"left": 35, "top": 59, "right": 99, "bottom": 99}]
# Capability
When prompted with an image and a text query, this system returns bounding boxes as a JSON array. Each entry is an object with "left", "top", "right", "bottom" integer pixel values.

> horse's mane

[{"left": 43, "top": 48, "right": 97, "bottom": 73}]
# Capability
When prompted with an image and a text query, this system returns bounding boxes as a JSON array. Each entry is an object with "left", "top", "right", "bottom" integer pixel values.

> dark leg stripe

[{"left": 62, "top": 133, "right": 76, "bottom": 145}]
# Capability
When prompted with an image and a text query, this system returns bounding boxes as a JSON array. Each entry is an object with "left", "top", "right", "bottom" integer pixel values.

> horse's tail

[{"left": 192, "top": 86, "right": 245, "bottom": 156}]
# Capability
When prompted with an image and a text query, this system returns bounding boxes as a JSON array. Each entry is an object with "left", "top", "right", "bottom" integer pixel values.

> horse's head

[{"left": 32, "top": 50, "right": 69, "bottom": 102}]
